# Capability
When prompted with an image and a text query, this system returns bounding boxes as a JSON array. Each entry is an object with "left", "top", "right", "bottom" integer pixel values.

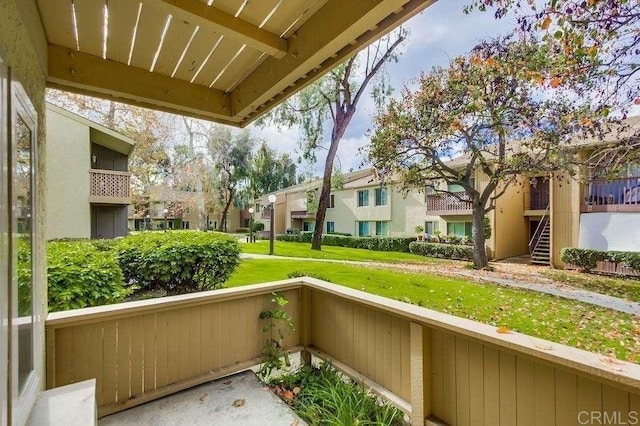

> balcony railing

[
  {"left": 89, "top": 169, "right": 131, "bottom": 204},
  {"left": 582, "top": 176, "right": 640, "bottom": 213},
  {"left": 425, "top": 191, "right": 472, "bottom": 215},
  {"left": 45, "top": 278, "right": 640, "bottom": 423},
  {"left": 291, "top": 210, "right": 315, "bottom": 219}
]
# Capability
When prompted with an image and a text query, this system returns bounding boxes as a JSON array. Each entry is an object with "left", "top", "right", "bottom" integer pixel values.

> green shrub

[
  {"left": 46, "top": 241, "right": 132, "bottom": 312},
  {"left": 235, "top": 227, "right": 249, "bottom": 233},
  {"left": 114, "top": 231, "right": 240, "bottom": 294},
  {"left": 560, "top": 248, "right": 602, "bottom": 271},
  {"left": 561, "top": 248, "right": 640, "bottom": 273},
  {"left": 409, "top": 241, "right": 474, "bottom": 260},
  {"left": 252, "top": 222, "right": 265, "bottom": 232},
  {"left": 327, "top": 231, "right": 351, "bottom": 236},
  {"left": 276, "top": 234, "right": 416, "bottom": 252}
]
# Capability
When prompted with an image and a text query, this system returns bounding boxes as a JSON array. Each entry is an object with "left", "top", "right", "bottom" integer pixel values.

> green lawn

[
  {"left": 227, "top": 259, "right": 640, "bottom": 363},
  {"left": 240, "top": 240, "right": 448, "bottom": 264}
]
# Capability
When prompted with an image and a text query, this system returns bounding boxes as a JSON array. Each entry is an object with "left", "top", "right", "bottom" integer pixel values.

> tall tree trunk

[
  {"left": 472, "top": 201, "right": 488, "bottom": 268},
  {"left": 183, "top": 117, "right": 207, "bottom": 230},
  {"left": 219, "top": 188, "right": 234, "bottom": 232},
  {"left": 311, "top": 111, "right": 353, "bottom": 250}
]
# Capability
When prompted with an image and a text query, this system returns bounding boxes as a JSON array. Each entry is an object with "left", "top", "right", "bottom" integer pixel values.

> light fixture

[
  {"left": 92, "top": 154, "right": 97, "bottom": 163},
  {"left": 248, "top": 207, "right": 254, "bottom": 214},
  {"left": 268, "top": 194, "right": 276, "bottom": 203}
]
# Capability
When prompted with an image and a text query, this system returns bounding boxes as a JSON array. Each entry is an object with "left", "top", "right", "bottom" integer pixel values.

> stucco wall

[
  {"left": 493, "top": 180, "right": 529, "bottom": 260},
  {"left": 578, "top": 212, "right": 640, "bottom": 252},
  {"left": 45, "top": 108, "right": 91, "bottom": 239},
  {"left": 0, "top": 0, "right": 48, "bottom": 395},
  {"left": 551, "top": 173, "right": 581, "bottom": 267}
]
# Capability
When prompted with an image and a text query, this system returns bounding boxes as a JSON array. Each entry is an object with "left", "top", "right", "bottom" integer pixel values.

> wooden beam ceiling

[
  {"left": 231, "top": 0, "right": 435, "bottom": 123},
  {"left": 141, "top": 0, "right": 288, "bottom": 58},
  {"left": 47, "top": 44, "right": 235, "bottom": 122}
]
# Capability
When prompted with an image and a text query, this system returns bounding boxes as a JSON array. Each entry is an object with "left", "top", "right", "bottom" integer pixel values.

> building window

[
  {"left": 375, "top": 221, "right": 388, "bottom": 236},
  {"left": 303, "top": 221, "right": 315, "bottom": 232},
  {"left": 357, "top": 221, "right": 370, "bottom": 236},
  {"left": 357, "top": 190, "right": 369, "bottom": 207},
  {"left": 424, "top": 221, "right": 439, "bottom": 236},
  {"left": 374, "top": 188, "right": 388, "bottom": 206},
  {"left": 182, "top": 221, "right": 190, "bottom": 229},
  {"left": 328, "top": 194, "right": 335, "bottom": 209},
  {"left": 326, "top": 221, "right": 335, "bottom": 233},
  {"left": 447, "top": 221, "right": 473, "bottom": 237}
]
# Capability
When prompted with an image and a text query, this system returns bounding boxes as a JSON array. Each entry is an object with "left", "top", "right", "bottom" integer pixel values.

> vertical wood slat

[
  {"left": 101, "top": 321, "right": 118, "bottom": 406},
  {"left": 456, "top": 337, "right": 470, "bottom": 426},
  {"left": 468, "top": 341, "right": 484, "bottom": 426},
  {"left": 129, "top": 317, "right": 144, "bottom": 398},
  {"left": 534, "top": 363, "right": 555, "bottom": 426},
  {"left": 516, "top": 357, "right": 536, "bottom": 426},
  {"left": 442, "top": 332, "right": 457, "bottom": 425},
  {"left": 430, "top": 329, "right": 444, "bottom": 420},
  {"left": 142, "top": 314, "right": 156, "bottom": 394},
  {"left": 554, "top": 369, "right": 577, "bottom": 426},
  {"left": 499, "top": 352, "right": 517, "bottom": 426},
  {"left": 483, "top": 346, "right": 500, "bottom": 426},
  {"left": 410, "top": 322, "right": 425, "bottom": 425}
]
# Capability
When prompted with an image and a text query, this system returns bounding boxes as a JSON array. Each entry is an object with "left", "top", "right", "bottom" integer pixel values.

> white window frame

[
  {"left": 0, "top": 57, "right": 9, "bottom": 426},
  {"left": 10, "top": 78, "right": 41, "bottom": 426}
]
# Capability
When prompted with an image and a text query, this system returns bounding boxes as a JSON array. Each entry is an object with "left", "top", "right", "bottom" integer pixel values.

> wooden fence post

[{"left": 411, "top": 322, "right": 430, "bottom": 425}]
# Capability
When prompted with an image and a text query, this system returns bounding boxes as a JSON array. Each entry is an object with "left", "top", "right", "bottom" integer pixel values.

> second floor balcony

[
  {"left": 89, "top": 169, "right": 131, "bottom": 205},
  {"left": 582, "top": 176, "right": 640, "bottom": 213},
  {"left": 425, "top": 191, "right": 473, "bottom": 215}
]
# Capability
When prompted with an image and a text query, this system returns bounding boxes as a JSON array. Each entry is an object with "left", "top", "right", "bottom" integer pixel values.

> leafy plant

[
  {"left": 258, "top": 292, "right": 295, "bottom": 380},
  {"left": 45, "top": 241, "right": 133, "bottom": 312},
  {"left": 287, "top": 271, "right": 332, "bottom": 282},
  {"left": 274, "top": 363, "right": 404, "bottom": 425},
  {"left": 114, "top": 231, "right": 240, "bottom": 294},
  {"left": 409, "top": 241, "right": 475, "bottom": 260},
  {"left": 414, "top": 225, "right": 424, "bottom": 234}
]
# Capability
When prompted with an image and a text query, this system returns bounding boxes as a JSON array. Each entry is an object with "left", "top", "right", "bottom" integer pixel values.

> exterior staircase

[{"left": 529, "top": 207, "right": 551, "bottom": 265}]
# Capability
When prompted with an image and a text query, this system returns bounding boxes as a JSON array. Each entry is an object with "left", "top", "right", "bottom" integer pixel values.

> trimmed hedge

[
  {"left": 115, "top": 231, "right": 241, "bottom": 294},
  {"left": 275, "top": 233, "right": 416, "bottom": 252},
  {"left": 561, "top": 248, "right": 640, "bottom": 273},
  {"left": 46, "top": 241, "right": 132, "bottom": 312},
  {"left": 409, "top": 241, "right": 474, "bottom": 260},
  {"left": 252, "top": 222, "right": 265, "bottom": 232}
]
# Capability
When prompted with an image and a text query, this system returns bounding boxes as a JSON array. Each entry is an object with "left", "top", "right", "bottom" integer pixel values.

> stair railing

[{"left": 529, "top": 205, "right": 550, "bottom": 253}]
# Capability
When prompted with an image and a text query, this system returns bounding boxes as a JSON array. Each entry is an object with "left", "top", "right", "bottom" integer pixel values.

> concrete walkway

[
  {"left": 100, "top": 371, "right": 305, "bottom": 426},
  {"left": 240, "top": 253, "right": 640, "bottom": 316}
]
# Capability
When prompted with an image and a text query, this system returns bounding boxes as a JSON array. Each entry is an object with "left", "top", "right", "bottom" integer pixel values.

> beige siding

[
  {"left": 45, "top": 108, "right": 92, "bottom": 240},
  {"left": 493, "top": 179, "right": 529, "bottom": 260},
  {"left": 551, "top": 172, "right": 581, "bottom": 267}
]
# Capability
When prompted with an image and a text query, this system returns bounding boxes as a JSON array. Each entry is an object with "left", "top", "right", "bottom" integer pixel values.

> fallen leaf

[
  {"left": 293, "top": 386, "right": 301, "bottom": 395},
  {"left": 262, "top": 386, "right": 270, "bottom": 391},
  {"left": 233, "top": 399, "right": 245, "bottom": 407},
  {"left": 541, "top": 16, "right": 552, "bottom": 30},
  {"left": 496, "top": 326, "right": 511, "bottom": 334},
  {"left": 550, "top": 76, "right": 561, "bottom": 88},
  {"left": 199, "top": 393, "right": 208, "bottom": 402},
  {"left": 634, "top": 98, "right": 640, "bottom": 105},
  {"left": 283, "top": 390, "right": 295, "bottom": 401},
  {"left": 223, "top": 380, "right": 232, "bottom": 385}
]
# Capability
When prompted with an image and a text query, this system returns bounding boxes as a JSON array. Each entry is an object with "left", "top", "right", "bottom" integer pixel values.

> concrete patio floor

[{"left": 100, "top": 371, "right": 305, "bottom": 426}]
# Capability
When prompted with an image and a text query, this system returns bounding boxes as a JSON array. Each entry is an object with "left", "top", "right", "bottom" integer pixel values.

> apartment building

[
  {"left": 255, "top": 129, "right": 640, "bottom": 268},
  {"left": 46, "top": 103, "right": 134, "bottom": 240}
]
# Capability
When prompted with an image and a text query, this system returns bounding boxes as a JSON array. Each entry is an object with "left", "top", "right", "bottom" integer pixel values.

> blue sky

[{"left": 251, "top": 1, "right": 517, "bottom": 176}]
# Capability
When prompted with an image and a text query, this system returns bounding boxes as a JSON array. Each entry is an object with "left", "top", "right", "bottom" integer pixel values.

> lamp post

[
  {"left": 145, "top": 214, "right": 150, "bottom": 231},
  {"left": 268, "top": 194, "right": 276, "bottom": 255},
  {"left": 163, "top": 208, "right": 168, "bottom": 232},
  {"left": 248, "top": 207, "right": 254, "bottom": 243}
]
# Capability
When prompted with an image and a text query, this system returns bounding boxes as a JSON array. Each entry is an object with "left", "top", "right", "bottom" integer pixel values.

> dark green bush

[
  {"left": 276, "top": 234, "right": 416, "bottom": 252},
  {"left": 46, "top": 241, "right": 132, "bottom": 312},
  {"left": 114, "top": 231, "right": 240, "bottom": 294},
  {"left": 409, "top": 241, "right": 474, "bottom": 260},
  {"left": 235, "top": 227, "right": 249, "bottom": 233},
  {"left": 561, "top": 248, "right": 640, "bottom": 273},
  {"left": 560, "top": 248, "right": 602, "bottom": 271},
  {"left": 327, "top": 231, "right": 352, "bottom": 236},
  {"left": 252, "top": 222, "right": 265, "bottom": 232}
]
